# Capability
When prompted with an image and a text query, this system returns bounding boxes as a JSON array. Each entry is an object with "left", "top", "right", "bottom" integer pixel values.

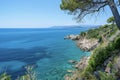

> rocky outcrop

[
  {"left": 68, "top": 60, "right": 78, "bottom": 64},
  {"left": 64, "top": 34, "right": 99, "bottom": 51},
  {"left": 76, "top": 38, "right": 99, "bottom": 51},
  {"left": 74, "top": 57, "right": 90, "bottom": 70},
  {"left": 65, "top": 57, "right": 90, "bottom": 80},
  {"left": 64, "top": 34, "right": 80, "bottom": 40}
]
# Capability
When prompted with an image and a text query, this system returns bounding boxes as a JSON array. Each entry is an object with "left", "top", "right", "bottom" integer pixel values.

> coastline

[
  {"left": 64, "top": 34, "right": 94, "bottom": 80},
  {"left": 64, "top": 24, "right": 120, "bottom": 80},
  {"left": 64, "top": 34, "right": 99, "bottom": 51}
]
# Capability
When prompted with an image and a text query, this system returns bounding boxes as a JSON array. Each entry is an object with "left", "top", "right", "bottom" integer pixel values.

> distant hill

[{"left": 51, "top": 25, "right": 101, "bottom": 29}]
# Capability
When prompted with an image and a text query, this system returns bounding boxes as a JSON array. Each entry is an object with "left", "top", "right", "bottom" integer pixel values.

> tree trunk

[{"left": 108, "top": 0, "right": 120, "bottom": 30}]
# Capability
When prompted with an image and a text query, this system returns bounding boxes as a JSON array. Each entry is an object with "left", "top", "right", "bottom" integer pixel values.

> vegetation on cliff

[
  {"left": 80, "top": 24, "right": 118, "bottom": 40},
  {"left": 81, "top": 36, "right": 120, "bottom": 80},
  {"left": 65, "top": 20, "right": 120, "bottom": 80},
  {"left": 60, "top": 0, "right": 120, "bottom": 79}
]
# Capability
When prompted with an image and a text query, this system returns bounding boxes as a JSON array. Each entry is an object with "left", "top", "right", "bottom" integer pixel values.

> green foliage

[
  {"left": 80, "top": 28, "right": 99, "bottom": 39},
  {"left": 81, "top": 37, "right": 120, "bottom": 79},
  {"left": 86, "top": 42, "right": 116, "bottom": 72},
  {"left": 81, "top": 70, "right": 97, "bottom": 80},
  {"left": 107, "top": 61, "right": 113, "bottom": 68},
  {"left": 86, "top": 29, "right": 100, "bottom": 39},
  {"left": 60, "top": 0, "right": 80, "bottom": 12},
  {"left": 0, "top": 66, "right": 38, "bottom": 80},
  {"left": 79, "top": 24, "right": 118, "bottom": 42},
  {"left": 114, "top": 36, "right": 120, "bottom": 49},
  {"left": 80, "top": 31, "right": 86, "bottom": 37},
  {"left": 107, "top": 16, "right": 115, "bottom": 24},
  {"left": 17, "top": 66, "right": 38, "bottom": 80},
  {"left": 78, "top": 24, "right": 119, "bottom": 78},
  {"left": 60, "top": 0, "right": 120, "bottom": 27},
  {"left": 60, "top": 0, "right": 92, "bottom": 12},
  {"left": 98, "top": 71, "right": 115, "bottom": 80},
  {"left": 0, "top": 73, "right": 11, "bottom": 80},
  {"left": 108, "top": 25, "right": 118, "bottom": 37},
  {"left": 60, "top": 0, "right": 120, "bottom": 31},
  {"left": 60, "top": 0, "right": 106, "bottom": 20},
  {"left": 65, "top": 16, "right": 120, "bottom": 79},
  {"left": 16, "top": 75, "right": 30, "bottom": 80}
]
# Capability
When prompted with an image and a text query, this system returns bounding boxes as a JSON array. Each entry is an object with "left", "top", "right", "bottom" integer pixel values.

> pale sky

[{"left": 0, "top": 0, "right": 116, "bottom": 28}]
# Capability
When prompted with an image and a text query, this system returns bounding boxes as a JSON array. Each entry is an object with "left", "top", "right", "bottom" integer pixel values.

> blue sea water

[{"left": 0, "top": 27, "right": 94, "bottom": 80}]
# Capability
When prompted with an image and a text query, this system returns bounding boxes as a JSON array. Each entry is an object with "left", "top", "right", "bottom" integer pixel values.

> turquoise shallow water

[{"left": 0, "top": 27, "right": 93, "bottom": 80}]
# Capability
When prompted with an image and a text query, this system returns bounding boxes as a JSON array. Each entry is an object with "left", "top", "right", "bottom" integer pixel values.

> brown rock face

[
  {"left": 64, "top": 34, "right": 80, "bottom": 40},
  {"left": 76, "top": 38, "right": 99, "bottom": 51},
  {"left": 64, "top": 34, "right": 99, "bottom": 51},
  {"left": 75, "top": 57, "right": 90, "bottom": 70}
]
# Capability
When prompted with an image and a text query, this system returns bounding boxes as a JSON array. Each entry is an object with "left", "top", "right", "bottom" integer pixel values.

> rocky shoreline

[
  {"left": 64, "top": 27, "right": 120, "bottom": 80},
  {"left": 65, "top": 57, "right": 90, "bottom": 80},
  {"left": 64, "top": 34, "right": 95, "bottom": 80},
  {"left": 67, "top": 57, "right": 90, "bottom": 70},
  {"left": 64, "top": 34, "right": 99, "bottom": 51}
]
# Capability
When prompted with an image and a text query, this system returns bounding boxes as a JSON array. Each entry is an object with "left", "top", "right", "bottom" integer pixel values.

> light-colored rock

[
  {"left": 75, "top": 57, "right": 90, "bottom": 70},
  {"left": 67, "top": 70, "right": 73, "bottom": 73},
  {"left": 64, "top": 34, "right": 99, "bottom": 51},
  {"left": 76, "top": 38, "right": 99, "bottom": 51},
  {"left": 65, "top": 75, "right": 71, "bottom": 80},
  {"left": 64, "top": 34, "right": 80, "bottom": 40},
  {"left": 105, "top": 67, "right": 111, "bottom": 74},
  {"left": 68, "top": 60, "right": 78, "bottom": 64}
]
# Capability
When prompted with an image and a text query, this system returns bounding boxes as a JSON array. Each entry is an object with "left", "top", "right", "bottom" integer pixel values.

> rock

[
  {"left": 75, "top": 57, "right": 89, "bottom": 70},
  {"left": 94, "top": 71, "right": 100, "bottom": 80},
  {"left": 76, "top": 38, "right": 99, "bottom": 51},
  {"left": 64, "top": 34, "right": 99, "bottom": 51},
  {"left": 68, "top": 60, "right": 78, "bottom": 64},
  {"left": 65, "top": 75, "right": 71, "bottom": 80},
  {"left": 105, "top": 67, "right": 111, "bottom": 74},
  {"left": 64, "top": 34, "right": 80, "bottom": 40},
  {"left": 67, "top": 70, "right": 73, "bottom": 73}
]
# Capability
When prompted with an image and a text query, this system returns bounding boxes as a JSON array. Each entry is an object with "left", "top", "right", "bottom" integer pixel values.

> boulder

[
  {"left": 75, "top": 57, "right": 89, "bottom": 70},
  {"left": 67, "top": 70, "right": 73, "bottom": 73},
  {"left": 105, "top": 67, "right": 111, "bottom": 74},
  {"left": 64, "top": 34, "right": 80, "bottom": 40},
  {"left": 68, "top": 60, "right": 78, "bottom": 64}
]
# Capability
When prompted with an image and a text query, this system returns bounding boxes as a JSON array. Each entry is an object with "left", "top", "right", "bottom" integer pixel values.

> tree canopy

[
  {"left": 107, "top": 16, "right": 115, "bottom": 24},
  {"left": 60, "top": 0, "right": 120, "bottom": 30}
]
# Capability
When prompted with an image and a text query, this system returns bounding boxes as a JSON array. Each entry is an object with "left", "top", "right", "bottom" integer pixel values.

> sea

[{"left": 0, "top": 26, "right": 97, "bottom": 80}]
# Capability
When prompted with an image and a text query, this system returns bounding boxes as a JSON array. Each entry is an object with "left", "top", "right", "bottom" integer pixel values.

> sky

[{"left": 0, "top": 0, "right": 116, "bottom": 28}]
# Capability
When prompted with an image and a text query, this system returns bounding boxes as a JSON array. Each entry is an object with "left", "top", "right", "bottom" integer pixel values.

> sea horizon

[{"left": 0, "top": 24, "right": 101, "bottom": 29}]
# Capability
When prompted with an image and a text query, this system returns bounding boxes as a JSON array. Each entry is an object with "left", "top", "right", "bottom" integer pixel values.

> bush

[
  {"left": 114, "top": 37, "right": 120, "bottom": 49},
  {"left": 79, "top": 24, "right": 118, "bottom": 40},
  {"left": 86, "top": 42, "right": 116, "bottom": 73},
  {"left": 0, "top": 73, "right": 11, "bottom": 80},
  {"left": 98, "top": 71, "right": 115, "bottom": 80},
  {"left": 81, "top": 36, "right": 120, "bottom": 79},
  {"left": 81, "top": 70, "right": 97, "bottom": 80},
  {"left": 0, "top": 66, "right": 38, "bottom": 80}
]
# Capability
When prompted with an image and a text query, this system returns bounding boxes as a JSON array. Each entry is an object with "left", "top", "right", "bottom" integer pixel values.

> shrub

[
  {"left": 114, "top": 37, "right": 120, "bottom": 49},
  {"left": 98, "top": 71, "right": 115, "bottom": 80},
  {"left": 0, "top": 73, "right": 11, "bottom": 80}
]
